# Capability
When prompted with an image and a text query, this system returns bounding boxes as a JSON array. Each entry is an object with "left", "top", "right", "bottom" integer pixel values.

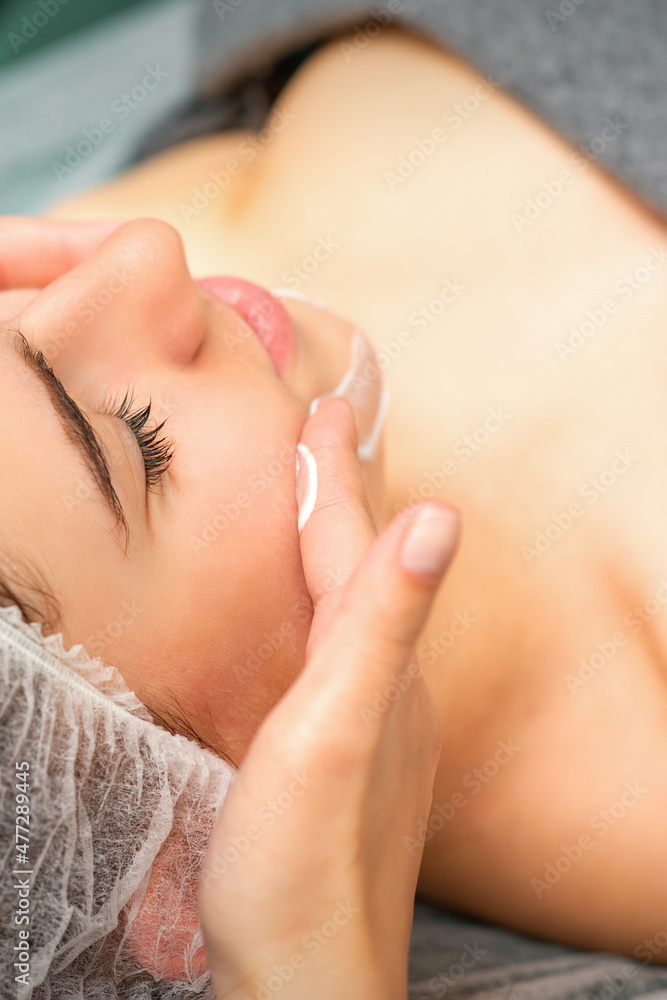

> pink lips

[{"left": 195, "top": 276, "right": 294, "bottom": 378}]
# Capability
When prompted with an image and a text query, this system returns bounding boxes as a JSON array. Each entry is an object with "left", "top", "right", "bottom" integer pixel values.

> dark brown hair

[
  {"left": 0, "top": 553, "right": 61, "bottom": 632},
  {"left": 0, "top": 559, "right": 237, "bottom": 768}
]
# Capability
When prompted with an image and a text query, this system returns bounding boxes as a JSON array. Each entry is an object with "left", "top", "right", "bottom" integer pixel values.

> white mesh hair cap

[{"left": 0, "top": 603, "right": 236, "bottom": 1000}]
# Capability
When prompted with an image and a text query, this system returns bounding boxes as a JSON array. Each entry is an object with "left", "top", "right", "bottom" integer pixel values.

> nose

[{"left": 19, "top": 218, "right": 207, "bottom": 375}]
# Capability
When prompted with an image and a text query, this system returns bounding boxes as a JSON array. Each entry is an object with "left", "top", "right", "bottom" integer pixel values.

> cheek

[
  {"left": 179, "top": 379, "right": 303, "bottom": 533},
  {"left": 150, "top": 383, "right": 313, "bottom": 754},
  {"left": 225, "top": 535, "right": 312, "bottom": 705},
  {"left": 183, "top": 472, "right": 313, "bottom": 756},
  {"left": 214, "top": 495, "right": 311, "bottom": 679},
  {"left": 185, "top": 525, "right": 312, "bottom": 762},
  {"left": 134, "top": 504, "right": 312, "bottom": 766}
]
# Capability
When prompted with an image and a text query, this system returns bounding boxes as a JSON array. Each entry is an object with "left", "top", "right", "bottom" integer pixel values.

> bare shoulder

[
  {"left": 45, "top": 130, "right": 253, "bottom": 224},
  {"left": 321, "top": 21, "right": 472, "bottom": 77},
  {"left": 285, "top": 21, "right": 492, "bottom": 121},
  {"left": 417, "top": 549, "right": 667, "bottom": 963}
]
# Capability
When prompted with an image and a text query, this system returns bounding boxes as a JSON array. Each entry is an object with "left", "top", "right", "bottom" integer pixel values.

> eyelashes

[{"left": 101, "top": 388, "right": 174, "bottom": 490}]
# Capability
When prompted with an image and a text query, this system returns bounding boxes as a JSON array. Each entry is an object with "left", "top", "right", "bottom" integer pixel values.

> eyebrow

[{"left": 9, "top": 330, "right": 130, "bottom": 551}]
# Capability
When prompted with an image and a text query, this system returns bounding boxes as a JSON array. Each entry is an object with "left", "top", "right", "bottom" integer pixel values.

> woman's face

[{"left": 0, "top": 219, "right": 386, "bottom": 763}]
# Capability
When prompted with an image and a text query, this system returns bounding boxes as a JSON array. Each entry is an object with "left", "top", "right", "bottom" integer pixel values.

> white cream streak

[
  {"left": 295, "top": 442, "right": 318, "bottom": 533},
  {"left": 271, "top": 288, "right": 328, "bottom": 309},
  {"left": 309, "top": 328, "right": 388, "bottom": 462},
  {"left": 357, "top": 381, "right": 390, "bottom": 462}
]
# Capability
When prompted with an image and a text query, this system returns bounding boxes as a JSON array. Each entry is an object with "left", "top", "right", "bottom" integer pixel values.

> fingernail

[
  {"left": 400, "top": 505, "right": 459, "bottom": 579},
  {"left": 295, "top": 443, "right": 318, "bottom": 533},
  {"left": 271, "top": 288, "right": 328, "bottom": 310}
]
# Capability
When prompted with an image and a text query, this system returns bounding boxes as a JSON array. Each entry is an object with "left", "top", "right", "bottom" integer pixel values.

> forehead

[
  {"left": 0, "top": 327, "right": 40, "bottom": 402},
  {"left": 0, "top": 328, "right": 28, "bottom": 392},
  {"left": 0, "top": 333, "right": 55, "bottom": 556},
  {"left": 0, "top": 330, "right": 70, "bottom": 471}
]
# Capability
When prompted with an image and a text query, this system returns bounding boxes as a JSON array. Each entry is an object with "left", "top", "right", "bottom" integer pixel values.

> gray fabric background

[
  {"left": 0, "top": 0, "right": 201, "bottom": 214},
  {"left": 408, "top": 903, "right": 667, "bottom": 999},
  {"left": 1, "top": 0, "right": 666, "bottom": 217},
  {"left": 193, "top": 0, "right": 667, "bottom": 217}
]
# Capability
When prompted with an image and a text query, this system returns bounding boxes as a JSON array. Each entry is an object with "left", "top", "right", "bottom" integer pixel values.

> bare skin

[{"left": 46, "top": 27, "right": 667, "bottom": 961}]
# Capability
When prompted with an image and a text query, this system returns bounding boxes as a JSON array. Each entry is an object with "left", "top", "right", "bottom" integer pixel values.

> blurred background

[
  {"left": 0, "top": 0, "right": 201, "bottom": 214},
  {"left": 0, "top": 0, "right": 147, "bottom": 66},
  {"left": 3, "top": 0, "right": 666, "bottom": 220}
]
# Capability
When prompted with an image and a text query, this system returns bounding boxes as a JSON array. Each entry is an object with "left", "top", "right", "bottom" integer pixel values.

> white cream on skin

[
  {"left": 284, "top": 300, "right": 389, "bottom": 532},
  {"left": 271, "top": 288, "right": 328, "bottom": 310},
  {"left": 295, "top": 443, "right": 318, "bottom": 533},
  {"left": 309, "top": 327, "right": 389, "bottom": 464}
]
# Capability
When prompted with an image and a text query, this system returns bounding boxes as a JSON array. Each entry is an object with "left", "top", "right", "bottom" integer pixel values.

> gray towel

[
  {"left": 191, "top": 0, "right": 667, "bottom": 217},
  {"left": 409, "top": 903, "right": 667, "bottom": 998}
]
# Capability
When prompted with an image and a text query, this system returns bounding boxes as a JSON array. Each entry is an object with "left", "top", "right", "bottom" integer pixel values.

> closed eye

[{"left": 100, "top": 389, "right": 174, "bottom": 491}]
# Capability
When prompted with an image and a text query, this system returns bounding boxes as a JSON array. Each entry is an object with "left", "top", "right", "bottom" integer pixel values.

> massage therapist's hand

[
  {"left": 0, "top": 215, "right": 124, "bottom": 314},
  {"left": 198, "top": 396, "right": 460, "bottom": 1000}
]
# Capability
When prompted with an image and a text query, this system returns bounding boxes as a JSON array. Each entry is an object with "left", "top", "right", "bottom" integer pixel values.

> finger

[
  {"left": 0, "top": 216, "right": 126, "bottom": 290},
  {"left": 296, "top": 396, "right": 378, "bottom": 652},
  {"left": 304, "top": 496, "right": 460, "bottom": 710}
]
